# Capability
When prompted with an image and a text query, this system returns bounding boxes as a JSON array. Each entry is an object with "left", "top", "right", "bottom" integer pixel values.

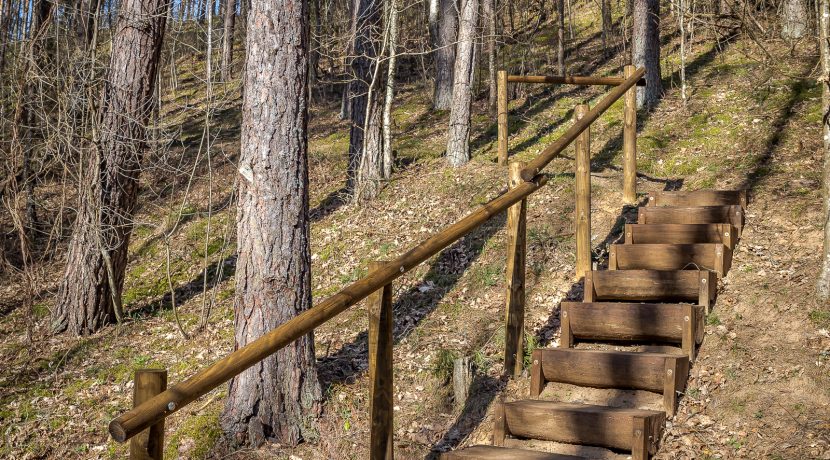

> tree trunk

[
  {"left": 347, "top": 0, "right": 385, "bottom": 200},
  {"left": 817, "top": 0, "right": 830, "bottom": 298},
  {"left": 781, "top": 0, "right": 808, "bottom": 39},
  {"left": 601, "top": 0, "right": 612, "bottom": 56},
  {"left": 445, "top": 0, "right": 478, "bottom": 166},
  {"left": 220, "top": 0, "right": 235, "bottom": 81},
  {"left": 632, "top": 0, "right": 662, "bottom": 109},
  {"left": 557, "top": 0, "right": 565, "bottom": 74},
  {"left": 382, "top": 0, "right": 399, "bottom": 180},
  {"left": 220, "top": 0, "right": 322, "bottom": 447},
  {"left": 340, "top": 0, "right": 355, "bottom": 120},
  {"left": 484, "top": 0, "right": 497, "bottom": 115},
  {"left": 53, "top": 0, "right": 169, "bottom": 335},
  {"left": 76, "top": 0, "right": 96, "bottom": 47},
  {"left": 433, "top": 0, "right": 458, "bottom": 110}
]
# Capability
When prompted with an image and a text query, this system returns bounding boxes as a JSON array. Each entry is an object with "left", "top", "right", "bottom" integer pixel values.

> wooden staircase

[{"left": 442, "top": 189, "right": 746, "bottom": 460}]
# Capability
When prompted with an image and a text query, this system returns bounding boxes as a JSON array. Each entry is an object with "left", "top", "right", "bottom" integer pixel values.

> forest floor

[{"left": 1, "top": 5, "right": 829, "bottom": 460}]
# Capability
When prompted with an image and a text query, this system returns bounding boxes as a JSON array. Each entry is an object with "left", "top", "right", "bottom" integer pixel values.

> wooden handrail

[
  {"left": 507, "top": 74, "right": 646, "bottom": 86},
  {"left": 519, "top": 67, "right": 645, "bottom": 181},
  {"left": 109, "top": 174, "right": 549, "bottom": 443}
]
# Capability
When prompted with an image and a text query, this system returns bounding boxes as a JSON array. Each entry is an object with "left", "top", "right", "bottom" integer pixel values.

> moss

[{"left": 165, "top": 409, "right": 223, "bottom": 459}]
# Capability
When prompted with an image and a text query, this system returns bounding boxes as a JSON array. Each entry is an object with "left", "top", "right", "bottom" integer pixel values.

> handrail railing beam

[{"left": 507, "top": 75, "right": 646, "bottom": 86}]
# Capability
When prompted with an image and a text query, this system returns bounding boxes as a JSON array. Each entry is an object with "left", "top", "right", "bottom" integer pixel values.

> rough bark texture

[
  {"left": 433, "top": 0, "right": 458, "bottom": 110},
  {"left": 601, "top": 0, "right": 612, "bottom": 55},
  {"left": 484, "top": 0, "right": 497, "bottom": 114},
  {"left": 818, "top": 0, "right": 830, "bottom": 298},
  {"left": 557, "top": 0, "right": 565, "bottom": 74},
  {"left": 220, "top": 0, "right": 235, "bottom": 81},
  {"left": 781, "top": 0, "right": 808, "bottom": 39},
  {"left": 347, "top": 0, "right": 385, "bottom": 201},
  {"left": 220, "top": 0, "right": 322, "bottom": 447},
  {"left": 445, "top": 0, "right": 478, "bottom": 166},
  {"left": 632, "top": 0, "right": 662, "bottom": 109},
  {"left": 52, "top": 0, "right": 168, "bottom": 335}
]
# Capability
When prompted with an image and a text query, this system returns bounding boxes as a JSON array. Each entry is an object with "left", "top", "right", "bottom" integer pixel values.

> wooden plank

[
  {"left": 441, "top": 445, "right": 587, "bottom": 459},
  {"left": 536, "top": 348, "right": 680, "bottom": 393},
  {"left": 507, "top": 74, "right": 646, "bottom": 86},
  {"left": 609, "top": 243, "right": 732, "bottom": 276},
  {"left": 662, "top": 356, "right": 690, "bottom": 417},
  {"left": 502, "top": 401, "right": 664, "bottom": 452},
  {"left": 498, "top": 70, "right": 508, "bottom": 166},
  {"left": 504, "top": 162, "right": 527, "bottom": 378},
  {"left": 623, "top": 65, "right": 637, "bottom": 204},
  {"left": 647, "top": 189, "right": 748, "bottom": 209},
  {"left": 130, "top": 370, "right": 167, "bottom": 460},
  {"left": 574, "top": 104, "right": 592, "bottom": 278},
  {"left": 638, "top": 205, "right": 744, "bottom": 235},
  {"left": 589, "top": 269, "right": 707, "bottom": 303},
  {"left": 493, "top": 400, "right": 507, "bottom": 447},
  {"left": 368, "top": 262, "right": 394, "bottom": 460},
  {"left": 529, "top": 349, "right": 544, "bottom": 397},
  {"left": 624, "top": 223, "right": 736, "bottom": 249},
  {"left": 560, "top": 303, "right": 573, "bottom": 348},
  {"left": 562, "top": 301, "right": 689, "bottom": 343},
  {"left": 698, "top": 269, "right": 716, "bottom": 314}
]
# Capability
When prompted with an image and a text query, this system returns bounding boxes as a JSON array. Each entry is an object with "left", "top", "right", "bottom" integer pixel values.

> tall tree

[
  {"left": 818, "top": 0, "right": 830, "bottom": 298},
  {"left": 433, "top": 0, "right": 458, "bottom": 110},
  {"left": 382, "top": 0, "right": 399, "bottom": 179},
  {"left": 557, "top": 0, "right": 565, "bottom": 74},
  {"left": 632, "top": 0, "right": 662, "bottom": 108},
  {"left": 347, "top": 0, "right": 385, "bottom": 200},
  {"left": 220, "top": 0, "right": 235, "bottom": 81},
  {"left": 52, "top": 0, "right": 169, "bottom": 335},
  {"left": 601, "top": 0, "right": 612, "bottom": 56},
  {"left": 781, "top": 0, "right": 807, "bottom": 39},
  {"left": 220, "top": 0, "right": 322, "bottom": 447},
  {"left": 445, "top": 0, "right": 478, "bottom": 166},
  {"left": 484, "top": 0, "right": 497, "bottom": 114}
]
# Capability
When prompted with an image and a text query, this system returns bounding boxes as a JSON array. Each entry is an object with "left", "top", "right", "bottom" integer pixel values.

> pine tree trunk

[
  {"left": 220, "top": 0, "right": 322, "bottom": 447},
  {"left": 220, "top": 0, "right": 235, "bottom": 81},
  {"left": 446, "top": 0, "right": 478, "bottom": 166},
  {"left": 53, "top": 0, "right": 169, "bottom": 335},
  {"left": 484, "top": 0, "right": 497, "bottom": 114},
  {"left": 817, "top": 0, "right": 830, "bottom": 298},
  {"left": 781, "top": 0, "right": 808, "bottom": 39},
  {"left": 557, "top": 0, "right": 565, "bottom": 74},
  {"left": 347, "top": 0, "right": 385, "bottom": 200},
  {"left": 632, "top": 0, "right": 662, "bottom": 108},
  {"left": 433, "top": 0, "right": 458, "bottom": 110}
]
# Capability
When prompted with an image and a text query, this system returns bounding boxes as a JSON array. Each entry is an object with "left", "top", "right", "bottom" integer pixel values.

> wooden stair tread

[
  {"left": 609, "top": 243, "right": 731, "bottom": 276},
  {"left": 647, "top": 189, "right": 747, "bottom": 208},
  {"left": 624, "top": 223, "right": 736, "bottom": 248},
  {"left": 441, "top": 445, "right": 586, "bottom": 459}
]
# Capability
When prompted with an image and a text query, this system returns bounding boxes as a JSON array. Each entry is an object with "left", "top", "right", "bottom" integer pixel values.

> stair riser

[
  {"left": 585, "top": 270, "right": 715, "bottom": 312},
  {"left": 624, "top": 223, "right": 736, "bottom": 249},
  {"left": 646, "top": 190, "right": 748, "bottom": 209},
  {"left": 638, "top": 205, "right": 744, "bottom": 235},
  {"left": 609, "top": 244, "right": 732, "bottom": 277}
]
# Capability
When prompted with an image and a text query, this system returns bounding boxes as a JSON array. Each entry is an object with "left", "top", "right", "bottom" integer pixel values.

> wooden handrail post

[
  {"left": 368, "top": 262, "right": 394, "bottom": 460},
  {"left": 623, "top": 64, "right": 637, "bottom": 204},
  {"left": 574, "top": 104, "right": 591, "bottom": 278},
  {"left": 497, "top": 70, "right": 508, "bottom": 166},
  {"left": 504, "top": 162, "right": 527, "bottom": 377},
  {"left": 130, "top": 369, "right": 167, "bottom": 460}
]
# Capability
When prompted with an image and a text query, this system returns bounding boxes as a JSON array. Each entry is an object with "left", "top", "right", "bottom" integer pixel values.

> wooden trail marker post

[
  {"left": 368, "top": 262, "right": 394, "bottom": 460},
  {"left": 497, "top": 70, "right": 509, "bottom": 165},
  {"left": 574, "top": 104, "right": 591, "bottom": 278},
  {"left": 623, "top": 64, "right": 637, "bottom": 204},
  {"left": 130, "top": 369, "right": 167, "bottom": 460},
  {"left": 504, "top": 162, "right": 527, "bottom": 377}
]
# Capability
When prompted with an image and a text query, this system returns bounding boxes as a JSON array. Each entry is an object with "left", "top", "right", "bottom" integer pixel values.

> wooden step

[
  {"left": 609, "top": 243, "right": 732, "bottom": 277},
  {"left": 528, "top": 349, "right": 689, "bottom": 416},
  {"left": 624, "top": 223, "right": 736, "bottom": 249},
  {"left": 560, "top": 302, "right": 704, "bottom": 361},
  {"left": 440, "top": 445, "right": 586, "bottom": 459},
  {"left": 637, "top": 205, "right": 744, "bottom": 235},
  {"left": 494, "top": 401, "right": 664, "bottom": 459},
  {"left": 646, "top": 189, "right": 747, "bottom": 208},
  {"left": 584, "top": 269, "right": 716, "bottom": 313}
]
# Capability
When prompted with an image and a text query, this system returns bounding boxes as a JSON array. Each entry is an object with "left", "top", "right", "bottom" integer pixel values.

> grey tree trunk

[
  {"left": 817, "top": 0, "right": 830, "bottom": 298},
  {"left": 781, "top": 0, "right": 808, "bottom": 39},
  {"left": 347, "top": 0, "right": 385, "bottom": 200},
  {"left": 53, "top": 0, "right": 169, "bottom": 335},
  {"left": 601, "top": 0, "right": 612, "bottom": 56},
  {"left": 382, "top": 0, "right": 399, "bottom": 179},
  {"left": 220, "top": 0, "right": 235, "bottom": 81},
  {"left": 446, "top": 0, "right": 478, "bottom": 166},
  {"left": 484, "top": 0, "right": 497, "bottom": 114},
  {"left": 632, "top": 0, "right": 662, "bottom": 109},
  {"left": 433, "top": 0, "right": 458, "bottom": 110},
  {"left": 557, "top": 0, "right": 565, "bottom": 74},
  {"left": 220, "top": 0, "right": 322, "bottom": 447}
]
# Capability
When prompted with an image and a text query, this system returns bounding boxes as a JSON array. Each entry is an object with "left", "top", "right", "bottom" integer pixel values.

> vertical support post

[
  {"left": 130, "top": 369, "right": 167, "bottom": 460},
  {"left": 574, "top": 103, "right": 591, "bottom": 279},
  {"left": 368, "top": 262, "right": 394, "bottom": 460},
  {"left": 368, "top": 262, "right": 394, "bottom": 459},
  {"left": 504, "top": 161, "right": 527, "bottom": 378},
  {"left": 497, "top": 70, "right": 509, "bottom": 166},
  {"left": 623, "top": 64, "right": 637, "bottom": 204}
]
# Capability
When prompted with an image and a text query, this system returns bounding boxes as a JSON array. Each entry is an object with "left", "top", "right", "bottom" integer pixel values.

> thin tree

[
  {"left": 433, "top": 0, "right": 458, "bottom": 110},
  {"left": 601, "top": 0, "right": 612, "bottom": 57},
  {"left": 220, "top": 0, "right": 322, "bottom": 447},
  {"left": 445, "top": 0, "right": 478, "bottom": 166},
  {"left": 52, "top": 0, "right": 170, "bottom": 335},
  {"left": 632, "top": 0, "right": 662, "bottom": 108},
  {"left": 557, "top": 0, "right": 565, "bottom": 74},
  {"left": 220, "top": 0, "right": 235, "bottom": 81},
  {"left": 382, "top": 0, "right": 399, "bottom": 179},
  {"left": 484, "top": 0, "right": 497, "bottom": 114},
  {"left": 817, "top": 0, "right": 830, "bottom": 298}
]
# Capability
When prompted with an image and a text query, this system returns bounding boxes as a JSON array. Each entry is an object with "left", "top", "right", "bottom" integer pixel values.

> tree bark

[
  {"left": 557, "top": 0, "right": 565, "bottom": 74},
  {"left": 53, "top": 0, "right": 169, "bottom": 335},
  {"left": 817, "top": 0, "right": 830, "bottom": 298},
  {"left": 433, "top": 0, "right": 458, "bottom": 110},
  {"left": 220, "top": 0, "right": 235, "bottom": 81},
  {"left": 220, "top": 0, "right": 322, "bottom": 447},
  {"left": 445, "top": 0, "right": 478, "bottom": 166},
  {"left": 601, "top": 0, "right": 612, "bottom": 56},
  {"left": 484, "top": 0, "right": 497, "bottom": 115},
  {"left": 347, "top": 0, "right": 385, "bottom": 200},
  {"left": 781, "top": 0, "right": 808, "bottom": 39},
  {"left": 632, "top": 0, "right": 662, "bottom": 109},
  {"left": 382, "top": 0, "right": 399, "bottom": 179}
]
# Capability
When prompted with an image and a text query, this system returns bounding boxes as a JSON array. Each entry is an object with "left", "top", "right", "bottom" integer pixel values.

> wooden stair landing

[{"left": 443, "top": 189, "right": 745, "bottom": 460}]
